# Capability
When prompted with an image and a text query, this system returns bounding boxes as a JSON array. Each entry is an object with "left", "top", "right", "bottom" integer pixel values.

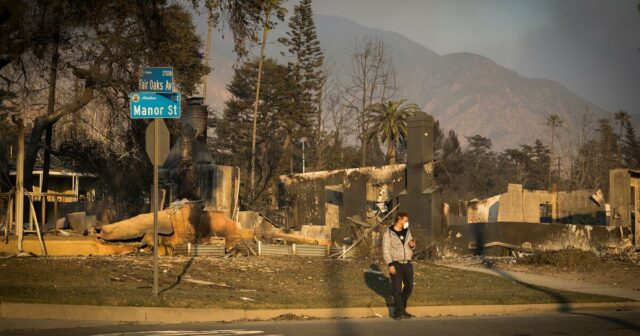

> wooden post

[
  {"left": 159, "top": 188, "right": 166, "bottom": 211},
  {"left": 9, "top": 196, "right": 13, "bottom": 233},
  {"left": 28, "top": 197, "right": 47, "bottom": 256},
  {"left": 28, "top": 198, "right": 33, "bottom": 231},
  {"left": 53, "top": 196, "right": 58, "bottom": 234},
  {"left": 3, "top": 195, "right": 12, "bottom": 242},
  {"left": 40, "top": 192, "right": 47, "bottom": 232},
  {"left": 15, "top": 119, "right": 25, "bottom": 252}
]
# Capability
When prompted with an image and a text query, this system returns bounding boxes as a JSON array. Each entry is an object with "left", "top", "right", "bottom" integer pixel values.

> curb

[{"left": 2, "top": 301, "right": 639, "bottom": 323}]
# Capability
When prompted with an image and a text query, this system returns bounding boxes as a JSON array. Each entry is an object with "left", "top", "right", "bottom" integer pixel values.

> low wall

[{"left": 446, "top": 222, "right": 633, "bottom": 256}]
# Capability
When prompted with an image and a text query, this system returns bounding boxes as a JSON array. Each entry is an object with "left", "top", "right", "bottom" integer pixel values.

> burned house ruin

[
  {"left": 160, "top": 97, "right": 239, "bottom": 219},
  {"left": 278, "top": 112, "right": 443, "bottom": 248},
  {"left": 2, "top": 95, "right": 637, "bottom": 259},
  {"left": 451, "top": 169, "right": 640, "bottom": 256}
]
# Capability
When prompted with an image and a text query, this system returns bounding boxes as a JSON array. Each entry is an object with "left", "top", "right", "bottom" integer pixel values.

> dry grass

[{"left": 0, "top": 255, "right": 625, "bottom": 309}]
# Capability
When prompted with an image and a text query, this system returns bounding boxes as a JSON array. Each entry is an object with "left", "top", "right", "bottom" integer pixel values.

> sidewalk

[
  {"left": 1, "top": 301, "right": 639, "bottom": 329},
  {"left": 438, "top": 263, "right": 640, "bottom": 301}
]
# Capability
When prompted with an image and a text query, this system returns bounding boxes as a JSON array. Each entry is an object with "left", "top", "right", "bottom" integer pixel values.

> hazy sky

[{"left": 311, "top": 0, "right": 640, "bottom": 114}]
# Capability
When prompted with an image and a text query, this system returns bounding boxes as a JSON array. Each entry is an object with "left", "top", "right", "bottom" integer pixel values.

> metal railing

[
  {"left": 174, "top": 243, "right": 226, "bottom": 257},
  {"left": 257, "top": 241, "right": 355, "bottom": 258}
]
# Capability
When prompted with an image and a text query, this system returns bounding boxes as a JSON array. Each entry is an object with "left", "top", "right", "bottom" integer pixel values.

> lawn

[{"left": 0, "top": 255, "right": 627, "bottom": 309}]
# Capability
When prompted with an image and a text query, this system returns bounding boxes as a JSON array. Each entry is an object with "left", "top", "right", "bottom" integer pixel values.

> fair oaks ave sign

[{"left": 139, "top": 67, "right": 173, "bottom": 93}]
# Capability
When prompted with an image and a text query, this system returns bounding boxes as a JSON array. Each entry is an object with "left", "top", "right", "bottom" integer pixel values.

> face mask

[{"left": 403, "top": 221, "right": 410, "bottom": 229}]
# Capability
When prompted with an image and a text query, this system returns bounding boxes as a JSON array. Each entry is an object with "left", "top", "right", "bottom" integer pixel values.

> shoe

[
  {"left": 402, "top": 311, "right": 414, "bottom": 319},
  {"left": 392, "top": 314, "right": 403, "bottom": 320}
]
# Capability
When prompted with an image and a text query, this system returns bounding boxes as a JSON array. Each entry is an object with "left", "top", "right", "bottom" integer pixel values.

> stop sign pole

[
  {"left": 144, "top": 119, "right": 171, "bottom": 297},
  {"left": 153, "top": 120, "right": 160, "bottom": 297}
]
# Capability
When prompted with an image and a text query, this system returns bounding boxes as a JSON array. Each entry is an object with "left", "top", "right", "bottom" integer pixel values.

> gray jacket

[{"left": 382, "top": 227, "right": 414, "bottom": 265}]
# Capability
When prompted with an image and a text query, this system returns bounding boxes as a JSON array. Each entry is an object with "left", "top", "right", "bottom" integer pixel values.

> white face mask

[{"left": 403, "top": 221, "right": 410, "bottom": 229}]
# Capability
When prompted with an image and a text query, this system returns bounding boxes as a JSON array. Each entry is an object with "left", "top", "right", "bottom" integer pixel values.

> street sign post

[
  {"left": 150, "top": 120, "right": 161, "bottom": 298},
  {"left": 139, "top": 67, "right": 173, "bottom": 93},
  {"left": 146, "top": 120, "right": 170, "bottom": 296},
  {"left": 130, "top": 66, "right": 178, "bottom": 298}
]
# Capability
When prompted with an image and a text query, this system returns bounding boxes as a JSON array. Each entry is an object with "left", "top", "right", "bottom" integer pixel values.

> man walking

[{"left": 382, "top": 212, "right": 416, "bottom": 320}]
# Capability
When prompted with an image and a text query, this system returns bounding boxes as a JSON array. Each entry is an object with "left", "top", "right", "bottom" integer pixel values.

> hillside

[{"left": 202, "top": 14, "right": 611, "bottom": 150}]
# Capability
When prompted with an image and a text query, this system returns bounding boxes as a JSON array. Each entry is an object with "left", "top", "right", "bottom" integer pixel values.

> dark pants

[{"left": 390, "top": 262, "right": 414, "bottom": 315}]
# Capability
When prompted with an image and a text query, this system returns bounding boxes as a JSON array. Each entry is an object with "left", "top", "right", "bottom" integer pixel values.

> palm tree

[
  {"left": 614, "top": 110, "right": 630, "bottom": 167},
  {"left": 366, "top": 100, "right": 421, "bottom": 164},
  {"left": 546, "top": 114, "right": 563, "bottom": 189}
]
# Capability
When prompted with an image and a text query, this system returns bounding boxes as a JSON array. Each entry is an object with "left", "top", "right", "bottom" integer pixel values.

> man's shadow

[{"left": 363, "top": 263, "right": 394, "bottom": 316}]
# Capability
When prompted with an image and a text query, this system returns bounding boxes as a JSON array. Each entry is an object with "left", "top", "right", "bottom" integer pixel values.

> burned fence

[{"left": 257, "top": 242, "right": 356, "bottom": 258}]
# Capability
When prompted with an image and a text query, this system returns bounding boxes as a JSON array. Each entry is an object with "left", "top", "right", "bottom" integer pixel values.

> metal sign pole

[
  {"left": 132, "top": 66, "right": 178, "bottom": 297},
  {"left": 153, "top": 119, "right": 159, "bottom": 297}
]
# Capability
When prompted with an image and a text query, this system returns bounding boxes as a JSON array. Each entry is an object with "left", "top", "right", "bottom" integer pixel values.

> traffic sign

[
  {"left": 145, "top": 119, "right": 170, "bottom": 166},
  {"left": 139, "top": 67, "right": 173, "bottom": 93},
  {"left": 130, "top": 92, "right": 181, "bottom": 119}
]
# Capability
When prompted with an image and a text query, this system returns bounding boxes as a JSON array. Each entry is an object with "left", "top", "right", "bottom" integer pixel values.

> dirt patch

[
  {"left": 520, "top": 249, "right": 600, "bottom": 271},
  {"left": 0, "top": 256, "right": 624, "bottom": 309}
]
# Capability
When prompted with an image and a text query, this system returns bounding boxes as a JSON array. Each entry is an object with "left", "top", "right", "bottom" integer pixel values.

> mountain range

[{"left": 202, "top": 14, "right": 614, "bottom": 150}]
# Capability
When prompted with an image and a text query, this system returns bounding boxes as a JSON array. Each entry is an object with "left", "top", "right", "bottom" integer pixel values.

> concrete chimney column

[{"left": 399, "top": 112, "right": 442, "bottom": 246}]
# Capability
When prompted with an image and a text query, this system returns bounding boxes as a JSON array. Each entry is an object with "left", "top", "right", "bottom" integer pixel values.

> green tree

[
  {"left": 1, "top": 1, "right": 208, "bottom": 192},
  {"left": 365, "top": 100, "right": 420, "bottom": 164},
  {"left": 434, "top": 129, "right": 462, "bottom": 190},
  {"left": 278, "top": 0, "right": 325, "bottom": 168},
  {"left": 199, "top": 0, "right": 264, "bottom": 58},
  {"left": 614, "top": 110, "right": 630, "bottom": 167},
  {"left": 623, "top": 118, "right": 639, "bottom": 168},
  {"left": 589, "top": 118, "right": 617, "bottom": 189},
  {"left": 501, "top": 142, "right": 550, "bottom": 191},
  {"left": 545, "top": 114, "right": 563, "bottom": 189},
  {"left": 217, "top": 58, "right": 303, "bottom": 209},
  {"left": 463, "top": 135, "right": 500, "bottom": 198},
  {"left": 198, "top": 1, "right": 265, "bottom": 102}
]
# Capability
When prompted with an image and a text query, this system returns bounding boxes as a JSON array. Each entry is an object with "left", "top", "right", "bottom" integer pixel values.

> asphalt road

[{"left": 3, "top": 311, "right": 640, "bottom": 336}]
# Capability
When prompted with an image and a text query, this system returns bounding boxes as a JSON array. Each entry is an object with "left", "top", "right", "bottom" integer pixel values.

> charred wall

[
  {"left": 447, "top": 222, "right": 633, "bottom": 256},
  {"left": 278, "top": 165, "right": 406, "bottom": 229}
]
